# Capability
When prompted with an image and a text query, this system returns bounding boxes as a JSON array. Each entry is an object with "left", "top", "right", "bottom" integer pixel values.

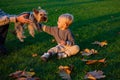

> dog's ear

[{"left": 33, "top": 9, "right": 39, "bottom": 14}]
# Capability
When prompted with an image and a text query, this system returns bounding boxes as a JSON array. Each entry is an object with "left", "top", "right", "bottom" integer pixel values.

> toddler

[{"left": 41, "top": 13, "right": 80, "bottom": 61}]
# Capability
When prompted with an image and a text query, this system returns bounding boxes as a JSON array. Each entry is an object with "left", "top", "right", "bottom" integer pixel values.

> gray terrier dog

[{"left": 15, "top": 8, "right": 47, "bottom": 42}]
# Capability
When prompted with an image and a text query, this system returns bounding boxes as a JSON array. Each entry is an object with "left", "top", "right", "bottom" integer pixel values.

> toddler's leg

[
  {"left": 41, "top": 45, "right": 65, "bottom": 61},
  {"left": 65, "top": 45, "right": 80, "bottom": 57},
  {"left": 57, "top": 45, "right": 80, "bottom": 59},
  {"left": 58, "top": 52, "right": 67, "bottom": 59},
  {"left": 41, "top": 52, "right": 52, "bottom": 62}
]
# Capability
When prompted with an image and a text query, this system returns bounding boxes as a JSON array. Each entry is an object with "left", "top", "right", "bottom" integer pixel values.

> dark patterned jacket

[{"left": 0, "top": 9, "right": 16, "bottom": 26}]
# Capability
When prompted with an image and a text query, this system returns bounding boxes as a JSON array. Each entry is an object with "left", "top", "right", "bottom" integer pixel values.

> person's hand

[
  {"left": 16, "top": 14, "right": 32, "bottom": 24},
  {"left": 60, "top": 40, "right": 66, "bottom": 46}
]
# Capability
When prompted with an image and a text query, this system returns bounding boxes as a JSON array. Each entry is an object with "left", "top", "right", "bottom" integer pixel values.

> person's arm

[
  {"left": 0, "top": 16, "right": 11, "bottom": 26},
  {"left": 0, "top": 14, "right": 31, "bottom": 27}
]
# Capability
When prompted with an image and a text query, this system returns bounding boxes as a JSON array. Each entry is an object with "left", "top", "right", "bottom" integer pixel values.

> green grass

[{"left": 0, "top": 0, "right": 120, "bottom": 80}]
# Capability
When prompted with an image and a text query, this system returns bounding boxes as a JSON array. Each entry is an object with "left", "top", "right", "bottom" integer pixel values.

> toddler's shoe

[
  {"left": 58, "top": 52, "right": 67, "bottom": 59},
  {"left": 40, "top": 53, "right": 50, "bottom": 62}
]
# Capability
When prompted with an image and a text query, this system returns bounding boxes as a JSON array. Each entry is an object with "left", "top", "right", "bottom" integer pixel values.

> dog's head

[{"left": 33, "top": 9, "right": 47, "bottom": 23}]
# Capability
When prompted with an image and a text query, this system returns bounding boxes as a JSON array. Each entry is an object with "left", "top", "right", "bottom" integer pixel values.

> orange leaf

[
  {"left": 86, "top": 60, "right": 98, "bottom": 65},
  {"left": 92, "top": 41, "right": 108, "bottom": 47},
  {"left": 87, "top": 74, "right": 96, "bottom": 80},
  {"left": 58, "top": 65, "right": 72, "bottom": 80},
  {"left": 84, "top": 70, "right": 106, "bottom": 80},
  {"left": 98, "top": 58, "right": 106, "bottom": 63},
  {"left": 32, "top": 53, "right": 38, "bottom": 57},
  {"left": 84, "top": 48, "right": 91, "bottom": 53},
  {"left": 100, "top": 41, "right": 107, "bottom": 47}
]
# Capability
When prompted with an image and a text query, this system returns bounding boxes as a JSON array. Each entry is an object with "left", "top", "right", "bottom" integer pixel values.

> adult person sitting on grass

[{"left": 0, "top": 9, "right": 31, "bottom": 56}]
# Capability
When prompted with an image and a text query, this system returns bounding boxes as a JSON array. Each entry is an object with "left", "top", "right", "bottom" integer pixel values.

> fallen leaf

[
  {"left": 100, "top": 41, "right": 107, "bottom": 47},
  {"left": 86, "top": 60, "right": 98, "bottom": 65},
  {"left": 17, "top": 77, "right": 40, "bottom": 80},
  {"left": 9, "top": 70, "right": 23, "bottom": 78},
  {"left": 52, "top": 39, "right": 56, "bottom": 43},
  {"left": 58, "top": 65, "right": 73, "bottom": 80},
  {"left": 84, "top": 70, "right": 106, "bottom": 80},
  {"left": 21, "top": 71, "right": 35, "bottom": 77},
  {"left": 32, "top": 53, "right": 38, "bottom": 57},
  {"left": 80, "top": 48, "right": 98, "bottom": 56},
  {"left": 92, "top": 41, "right": 108, "bottom": 47},
  {"left": 98, "top": 58, "right": 106, "bottom": 63},
  {"left": 81, "top": 58, "right": 106, "bottom": 65},
  {"left": 9, "top": 70, "right": 39, "bottom": 80},
  {"left": 87, "top": 74, "right": 96, "bottom": 80}
]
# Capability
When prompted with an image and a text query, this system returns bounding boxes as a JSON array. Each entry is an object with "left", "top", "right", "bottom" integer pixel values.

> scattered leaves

[
  {"left": 81, "top": 58, "right": 106, "bottom": 65},
  {"left": 80, "top": 48, "right": 98, "bottom": 56},
  {"left": 92, "top": 41, "right": 108, "bottom": 47},
  {"left": 58, "top": 65, "right": 74, "bottom": 80},
  {"left": 84, "top": 70, "right": 106, "bottom": 80},
  {"left": 9, "top": 70, "right": 40, "bottom": 80}
]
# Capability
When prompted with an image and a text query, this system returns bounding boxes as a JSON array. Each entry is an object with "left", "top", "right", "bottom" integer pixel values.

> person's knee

[
  {"left": 65, "top": 45, "right": 80, "bottom": 56},
  {"left": 73, "top": 45, "right": 80, "bottom": 53}
]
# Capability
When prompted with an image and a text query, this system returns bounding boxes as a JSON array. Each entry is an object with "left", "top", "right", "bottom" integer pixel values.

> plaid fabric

[{"left": 0, "top": 9, "right": 9, "bottom": 18}]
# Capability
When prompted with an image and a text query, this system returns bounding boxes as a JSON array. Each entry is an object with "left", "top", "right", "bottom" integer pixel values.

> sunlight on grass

[{"left": 0, "top": 0, "right": 120, "bottom": 80}]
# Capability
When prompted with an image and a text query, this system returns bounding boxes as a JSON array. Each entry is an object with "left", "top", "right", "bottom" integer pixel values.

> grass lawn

[{"left": 0, "top": 0, "right": 120, "bottom": 80}]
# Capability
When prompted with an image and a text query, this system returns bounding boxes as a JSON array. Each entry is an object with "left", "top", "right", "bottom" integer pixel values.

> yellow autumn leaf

[
  {"left": 86, "top": 60, "right": 98, "bottom": 65},
  {"left": 87, "top": 74, "right": 96, "bottom": 80},
  {"left": 26, "top": 71, "right": 35, "bottom": 77},
  {"left": 84, "top": 48, "right": 91, "bottom": 53},
  {"left": 58, "top": 65, "right": 72, "bottom": 80},
  {"left": 100, "top": 41, "right": 107, "bottom": 47},
  {"left": 98, "top": 58, "right": 106, "bottom": 63},
  {"left": 59, "top": 66, "right": 71, "bottom": 74},
  {"left": 32, "top": 53, "right": 38, "bottom": 57}
]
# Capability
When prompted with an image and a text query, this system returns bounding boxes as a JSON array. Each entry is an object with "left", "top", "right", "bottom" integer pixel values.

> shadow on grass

[
  {"left": 5, "top": 12, "right": 120, "bottom": 55},
  {"left": 73, "top": 12, "right": 120, "bottom": 28},
  {"left": 45, "top": 0, "right": 104, "bottom": 8},
  {"left": 5, "top": 32, "right": 53, "bottom": 53},
  {"left": 73, "top": 12, "right": 120, "bottom": 42}
]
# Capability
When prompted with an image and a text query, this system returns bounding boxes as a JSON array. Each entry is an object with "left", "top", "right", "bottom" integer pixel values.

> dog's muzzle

[{"left": 41, "top": 16, "right": 47, "bottom": 22}]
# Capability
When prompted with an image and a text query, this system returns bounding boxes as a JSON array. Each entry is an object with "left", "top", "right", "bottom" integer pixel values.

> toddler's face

[{"left": 57, "top": 17, "right": 68, "bottom": 30}]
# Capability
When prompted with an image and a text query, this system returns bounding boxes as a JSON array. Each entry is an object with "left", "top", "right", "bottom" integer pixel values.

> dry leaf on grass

[
  {"left": 58, "top": 65, "right": 73, "bottom": 80},
  {"left": 81, "top": 58, "right": 106, "bottom": 65},
  {"left": 84, "top": 70, "right": 106, "bottom": 80},
  {"left": 52, "top": 39, "right": 56, "bottom": 43},
  {"left": 32, "top": 53, "right": 38, "bottom": 57},
  {"left": 9, "top": 70, "right": 23, "bottom": 78},
  {"left": 80, "top": 48, "right": 98, "bottom": 56},
  {"left": 92, "top": 41, "right": 108, "bottom": 47},
  {"left": 17, "top": 77, "right": 40, "bottom": 80},
  {"left": 9, "top": 70, "right": 40, "bottom": 80}
]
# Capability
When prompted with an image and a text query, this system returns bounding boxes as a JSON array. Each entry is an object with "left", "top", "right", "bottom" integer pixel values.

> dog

[{"left": 15, "top": 8, "right": 47, "bottom": 42}]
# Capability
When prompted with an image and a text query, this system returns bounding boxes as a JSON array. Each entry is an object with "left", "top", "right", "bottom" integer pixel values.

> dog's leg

[
  {"left": 28, "top": 23, "right": 35, "bottom": 37},
  {"left": 15, "top": 22, "right": 25, "bottom": 42}
]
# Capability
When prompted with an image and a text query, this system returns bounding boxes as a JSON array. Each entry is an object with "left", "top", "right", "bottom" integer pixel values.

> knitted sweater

[{"left": 43, "top": 26, "right": 75, "bottom": 46}]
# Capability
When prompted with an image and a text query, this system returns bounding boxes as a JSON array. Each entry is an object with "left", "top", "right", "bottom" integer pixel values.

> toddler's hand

[{"left": 60, "top": 40, "right": 66, "bottom": 45}]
